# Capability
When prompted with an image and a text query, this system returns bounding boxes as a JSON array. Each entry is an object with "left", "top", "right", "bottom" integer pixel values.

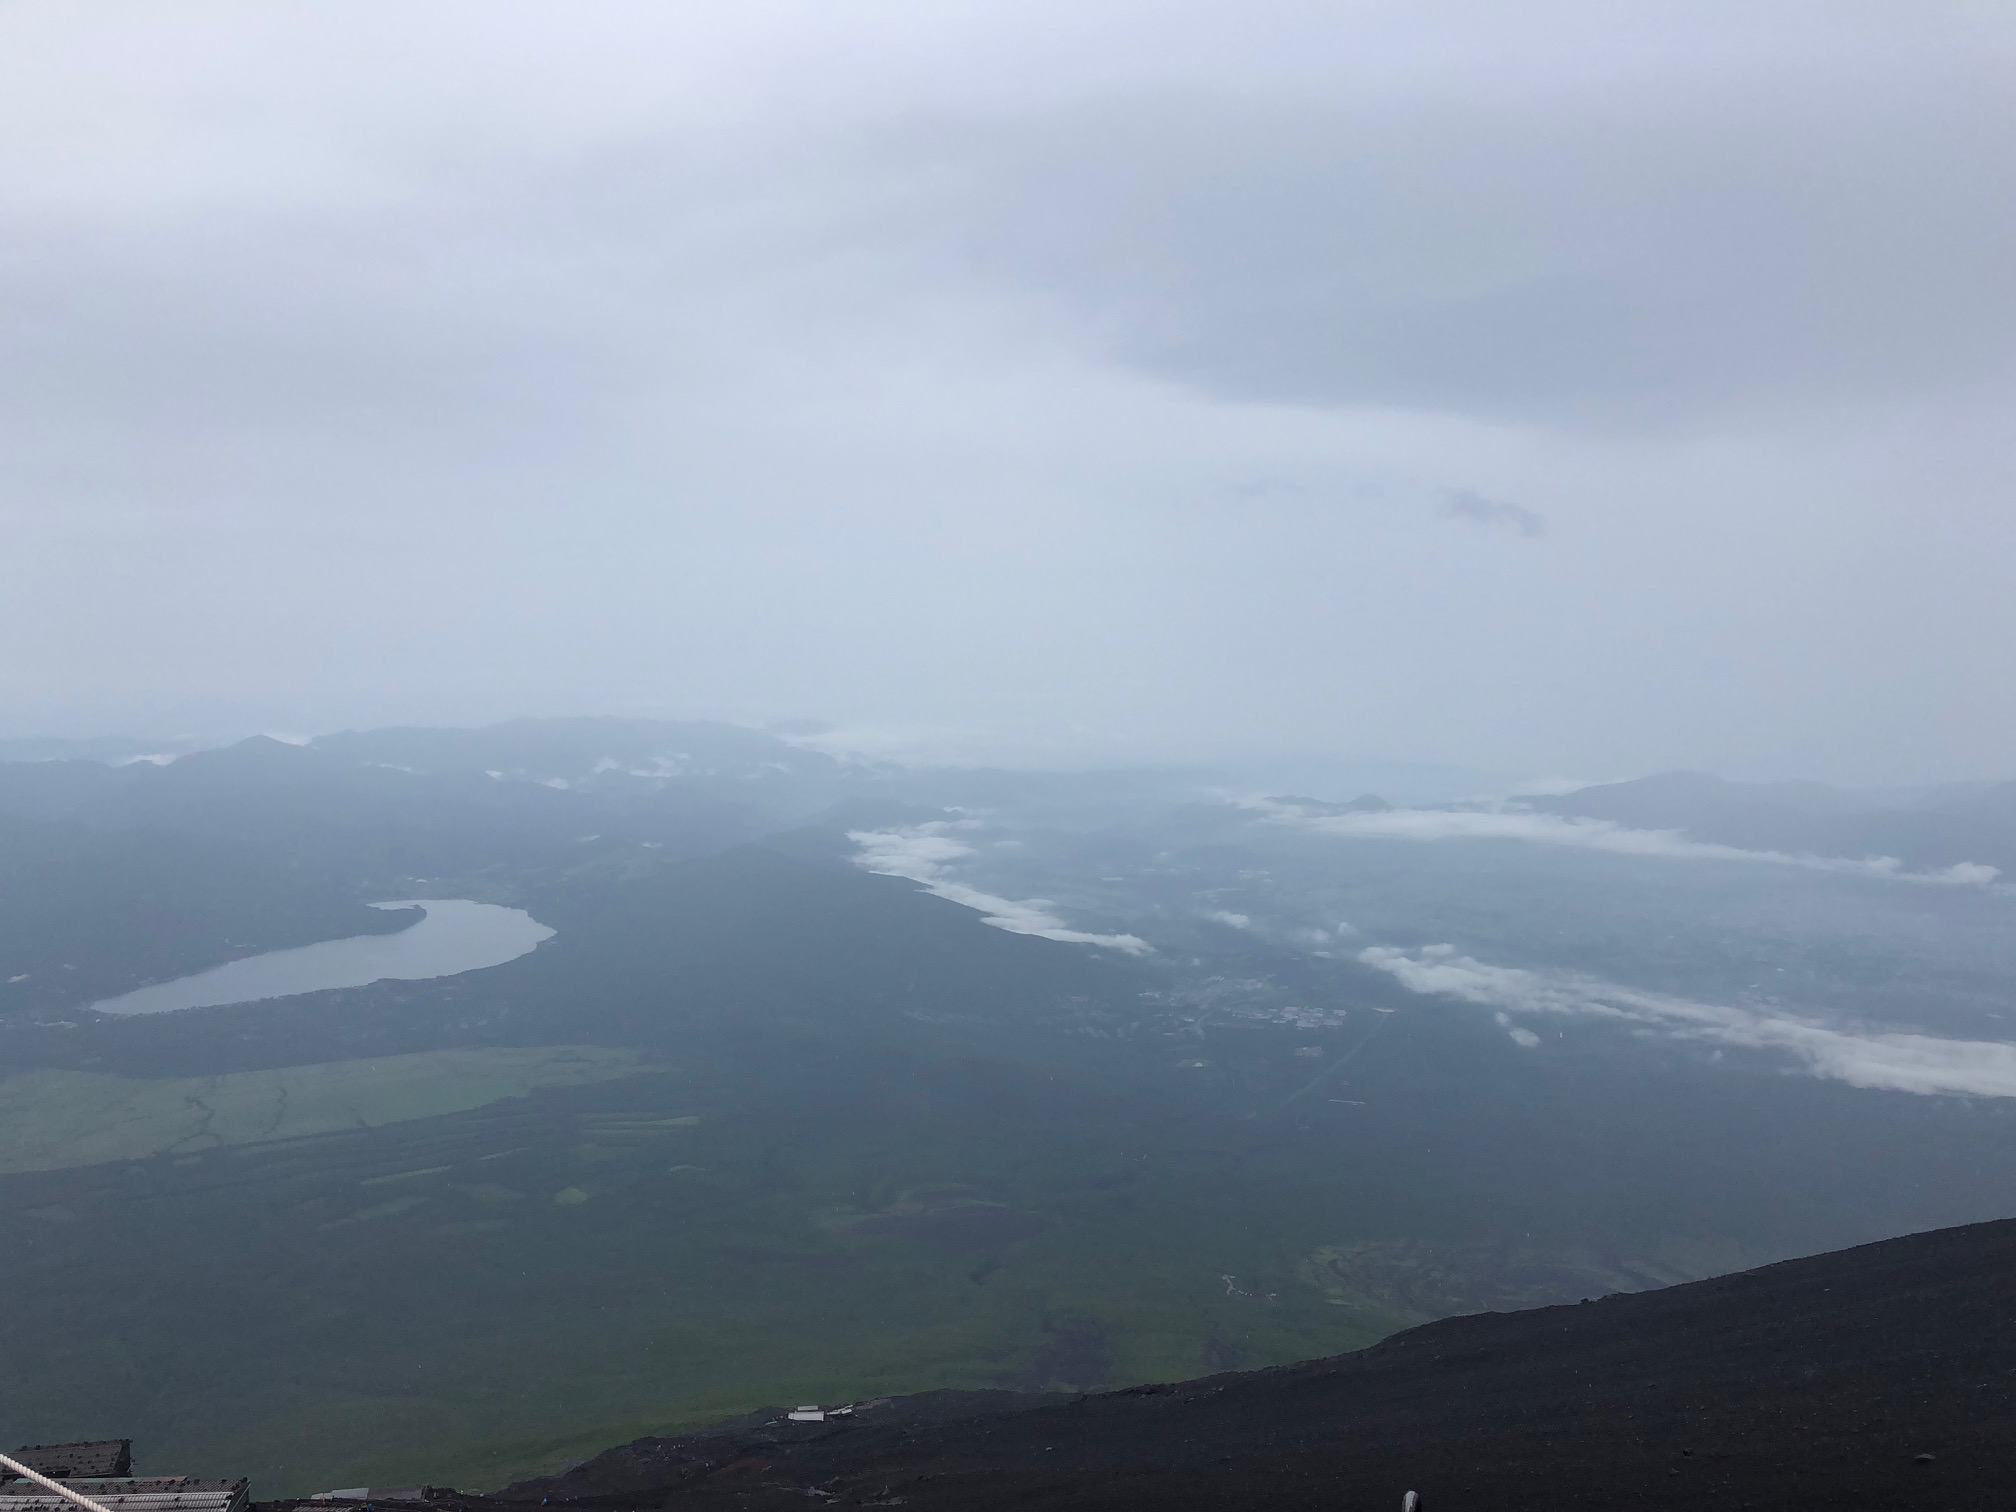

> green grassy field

[
  {"left": 0, "top": 1046, "right": 647, "bottom": 1173},
  {"left": 4, "top": 1001, "right": 1865, "bottom": 1497},
  {"left": 2, "top": 1042, "right": 1434, "bottom": 1493}
]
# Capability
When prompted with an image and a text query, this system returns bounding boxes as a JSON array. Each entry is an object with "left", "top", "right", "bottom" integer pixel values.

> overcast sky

[{"left": 3, "top": 2, "right": 2011, "bottom": 781}]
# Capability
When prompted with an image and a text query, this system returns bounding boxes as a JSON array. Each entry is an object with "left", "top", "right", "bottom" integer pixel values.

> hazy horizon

[{"left": 5, "top": 2, "right": 2013, "bottom": 785}]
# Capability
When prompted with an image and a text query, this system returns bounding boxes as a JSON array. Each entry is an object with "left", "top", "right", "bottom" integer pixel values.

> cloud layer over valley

[
  {"left": 1253, "top": 800, "right": 2001, "bottom": 887},
  {"left": 850, "top": 824, "right": 1151, "bottom": 954},
  {"left": 1363, "top": 944, "right": 2016, "bottom": 1099}
]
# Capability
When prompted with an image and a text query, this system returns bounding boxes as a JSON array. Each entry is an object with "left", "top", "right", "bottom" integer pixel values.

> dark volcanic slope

[{"left": 497, "top": 1218, "right": 2016, "bottom": 1512}]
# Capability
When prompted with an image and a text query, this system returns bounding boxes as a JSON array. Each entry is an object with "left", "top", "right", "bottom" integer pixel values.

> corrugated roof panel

[{"left": 0, "top": 1477, "right": 247, "bottom": 1512}]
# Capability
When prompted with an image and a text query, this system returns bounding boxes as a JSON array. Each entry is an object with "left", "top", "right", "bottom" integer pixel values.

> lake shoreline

[{"left": 86, "top": 900, "right": 556, "bottom": 1016}]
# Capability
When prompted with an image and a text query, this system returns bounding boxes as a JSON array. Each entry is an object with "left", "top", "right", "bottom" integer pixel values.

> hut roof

[{"left": 2, "top": 1447, "right": 132, "bottom": 1481}]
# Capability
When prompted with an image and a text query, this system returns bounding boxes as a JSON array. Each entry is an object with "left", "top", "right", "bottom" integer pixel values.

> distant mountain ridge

[
  {"left": 310, "top": 717, "right": 862, "bottom": 786},
  {"left": 1530, "top": 770, "right": 2016, "bottom": 875},
  {"left": 0, "top": 723, "right": 853, "bottom": 870}
]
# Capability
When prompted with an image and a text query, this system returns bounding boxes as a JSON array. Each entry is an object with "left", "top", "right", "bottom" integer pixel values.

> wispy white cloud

[
  {"left": 1362, "top": 943, "right": 2016, "bottom": 1097},
  {"left": 1206, "top": 910, "right": 1251, "bottom": 929},
  {"left": 849, "top": 824, "right": 1151, "bottom": 954},
  {"left": 1250, "top": 799, "right": 2000, "bottom": 886}
]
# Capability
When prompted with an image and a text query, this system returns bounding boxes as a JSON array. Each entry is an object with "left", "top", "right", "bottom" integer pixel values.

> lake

[{"left": 87, "top": 899, "right": 556, "bottom": 1016}]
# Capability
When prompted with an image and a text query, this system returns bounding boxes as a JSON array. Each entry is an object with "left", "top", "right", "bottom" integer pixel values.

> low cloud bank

[
  {"left": 850, "top": 824, "right": 1151, "bottom": 955},
  {"left": 1361, "top": 943, "right": 2016, "bottom": 1098},
  {"left": 1251, "top": 800, "right": 1999, "bottom": 887}
]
